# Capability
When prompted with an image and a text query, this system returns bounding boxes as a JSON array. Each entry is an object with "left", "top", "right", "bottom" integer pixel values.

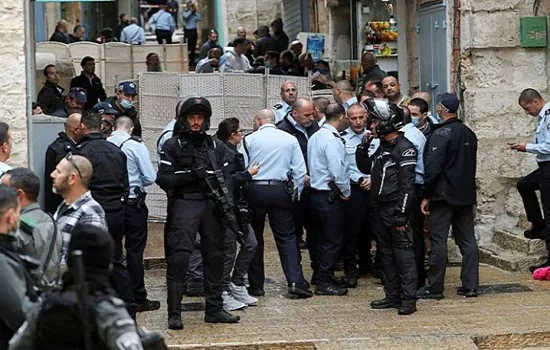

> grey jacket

[{"left": 14, "top": 203, "right": 61, "bottom": 290}]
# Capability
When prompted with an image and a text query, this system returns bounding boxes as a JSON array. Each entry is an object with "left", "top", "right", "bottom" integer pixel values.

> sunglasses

[{"left": 65, "top": 152, "right": 83, "bottom": 179}]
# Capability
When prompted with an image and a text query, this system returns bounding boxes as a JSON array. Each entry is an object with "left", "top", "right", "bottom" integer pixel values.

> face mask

[
  {"left": 120, "top": 99, "right": 133, "bottom": 109},
  {"left": 264, "top": 62, "right": 272, "bottom": 69},
  {"left": 411, "top": 116, "right": 420, "bottom": 127}
]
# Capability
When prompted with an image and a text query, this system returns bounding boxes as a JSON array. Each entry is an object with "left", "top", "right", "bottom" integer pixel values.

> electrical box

[{"left": 519, "top": 16, "right": 548, "bottom": 48}]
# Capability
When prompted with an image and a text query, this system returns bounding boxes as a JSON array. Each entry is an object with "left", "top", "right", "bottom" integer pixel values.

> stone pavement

[{"left": 140, "top": 224, "right": 550, "bottom": 349}]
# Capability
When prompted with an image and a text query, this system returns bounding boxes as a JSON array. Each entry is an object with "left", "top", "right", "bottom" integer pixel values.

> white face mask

[{"left": 411, "top": 116, "right": 420, "bottom": 127}]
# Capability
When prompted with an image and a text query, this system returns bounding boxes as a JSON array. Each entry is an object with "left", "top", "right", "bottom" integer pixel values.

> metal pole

[{"left": 24, "top": 0, "right": 36, "bottom": 169}]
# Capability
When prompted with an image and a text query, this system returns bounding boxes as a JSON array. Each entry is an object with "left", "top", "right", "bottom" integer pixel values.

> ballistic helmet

[
  {"left": 364, "top": 98, "right": 405, "bottom": 135},
  {"left": 177, "top": 96, "right": 213, "bottom": 133}
]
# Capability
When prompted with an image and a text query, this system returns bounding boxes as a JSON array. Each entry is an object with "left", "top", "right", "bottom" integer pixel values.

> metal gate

[
  {"left": 282, "top": 0, "right": 302, "bottom": 42},
  {"left": 417, "top": 4, "right": 448, "bottom": 116}
]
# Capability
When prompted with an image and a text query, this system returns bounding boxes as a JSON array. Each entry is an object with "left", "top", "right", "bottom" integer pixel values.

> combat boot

[
  {"left": 398, "top": 300, "right": 417, "bottom": 315},
  {"left": 168, "top": 314, "right": 183, "bottom": 330},
  {"left": 370, "top": 297, "right": 401, "bottom": 309},
  {"left": 167, "top": 280, "right": 186, "bottom": 329},
  {"left": 205, "top": 310, "right": 241, "bottom": 323}
]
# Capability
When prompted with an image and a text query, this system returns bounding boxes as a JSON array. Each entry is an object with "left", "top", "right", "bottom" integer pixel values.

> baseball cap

[
  {"left": 92, "top": 101, "right": 118, "bottom": 115},
  {"left": 117, "top": 81, "right": 138, "bottom": 95},
  {"left": 68, "top": 87, "right": 87, "bottom": 104},
  {"left": 437, "top": 92, "right": 460, "bottom": 113}
]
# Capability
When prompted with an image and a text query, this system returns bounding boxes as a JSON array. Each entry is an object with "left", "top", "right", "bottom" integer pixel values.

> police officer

[
  {"left": 419, "top": 93, "right": 478, "bottom": 299},
  {"left": 75, "top": 110, "right": 136, "bottom": 315},
  {"left": 245, "top": 109, "right": 312, "bottom": 298},
  {"left": 0, "top": 185, "right": 38, "bottom": 349},
  {"left": 308, "top": 103, "right": 350, "bottom": 296},
  {"left": 105, "top": 81, "right": 141, "bottom": 137},
  {"left": 341, "top": 104, "right": 373, "bottom": 287},
  {"left": 157, "top": 96, "right": 239, "bottom": 329},
  {"left": 9, "top": 223, "right": 155, "bottom": 350},
  {"left": 108, "top": 117, "right": 160, "bottom": 313},
  {"left": 513, "top": 89, "right": 550, "bottom": 273},
  {"left": 272, "top": 81, "right": 298, "bottom": 123},
  {"left": 93, "top": 101, "right": 119, "bottom": 136},
  {"left": 44, "top": 113, "right": 82, "bottom": 214},
  {"left": 216, "top": 118, "right": 260, "bottom": 310},
  {"left": 355, "top": 99, "right": 418, "bottom": 315},
  {"left": 277, "top": 98, "right": 320, "bottom": 280}
]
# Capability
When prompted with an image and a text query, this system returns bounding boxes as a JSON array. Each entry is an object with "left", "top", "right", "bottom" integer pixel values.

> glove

[
  {"left": 392, "top": 213, "right": 408, "bottom": 228},
  {"left": 193, "top": 164, "right": 208, "bottom": 179}
]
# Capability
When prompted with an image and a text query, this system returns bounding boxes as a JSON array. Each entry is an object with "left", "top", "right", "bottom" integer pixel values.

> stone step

[
  {"left": 479, "top": 244, "right": 545, "bottom": 272},
  {"left": 493, "top": 228, "right": 547, "bottom": 256}
]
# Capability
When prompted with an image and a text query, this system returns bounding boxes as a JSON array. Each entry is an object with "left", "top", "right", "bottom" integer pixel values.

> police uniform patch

[
  {"left": 545, "top": 109, "right": 550, "bottom": 116},
  {"left": 274, "top": 104, "right": 283, "bottom": 109}
]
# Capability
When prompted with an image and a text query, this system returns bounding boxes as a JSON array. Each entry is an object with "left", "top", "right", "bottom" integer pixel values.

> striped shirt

[{"left": 54, "top": 191, "right": 108, "bottom": 265}]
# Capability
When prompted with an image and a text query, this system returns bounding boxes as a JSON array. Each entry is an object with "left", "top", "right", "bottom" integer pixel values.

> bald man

[
  {"left": 382, "top": 76, "right": 410, "bottom": 107},
  {"left": 332, "top": 80, "right": 358, "bottom": 112},
  {"left": 245, "top": 108, "right": 311, "bottom": 298},
  {"left": 356, "top": 52, "right": 387, "bottom": 93},
  {"left": 273, "top": 81, "right": 298, "bottom": 123},
  {"left": 50, "top": 20, "right": 69, "bottom": 44},
  {"left": 44, "top": 113, "right": 83, "bottom": 213}
]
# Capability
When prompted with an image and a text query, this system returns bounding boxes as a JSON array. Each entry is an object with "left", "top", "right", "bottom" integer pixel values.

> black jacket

[
  {"left": 277, "top": 116, "right": 319, "bottom": 171},
  {"left": 423, "top": 118, "right": 477, "bottom": 206},
  {"left": 49, "top": 30, "right": 69, "bottom": 44},
  {"left": 105, "top": 96, "right": 141, "bottom": 137},
  {"left": 254, "top": 35, "right": 278, "bottom": 58},
  {"left": 37, "top": 82, "right": 66, "bottom": 117},
  {"left": 273, "top": 30, "right": 289, "bottom": 53},
  {"left": 70, "top": 73, "right": 107, "bottom": 110},
  {"left": 156, "top": 133, "right": 233, "bottom": 204},
  {"left": 44, "top": 132, "right": 76, "bottom": 214},
  {"left": 356, "top": 134, "right": 417, "bottom": 218},
  {"left": 76, "top": 133, "right": 129, "bottom": 212},
  {"left": 218, "top": 139, "right": 251, "bottom": 197}
]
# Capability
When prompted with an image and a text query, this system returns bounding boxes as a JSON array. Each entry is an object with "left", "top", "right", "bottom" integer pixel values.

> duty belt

[
  {"left": 175, "top": 192, "right": 210, "bottom": 200},
  {"left": 251, "top": 180, "right": 286, "bottom": 186}
]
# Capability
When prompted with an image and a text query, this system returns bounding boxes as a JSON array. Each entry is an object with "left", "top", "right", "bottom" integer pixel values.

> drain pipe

[
  {"left": 451, "top": 0, "right": 461, "bottom": 95},
  {"left": 24, "top": 0, "right": 36, "bottom": 168}
]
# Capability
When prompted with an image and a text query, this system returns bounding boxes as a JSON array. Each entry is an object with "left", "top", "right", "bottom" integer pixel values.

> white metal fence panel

[{"left": 222, "top": 73, "right": 265, "bottom": 131}]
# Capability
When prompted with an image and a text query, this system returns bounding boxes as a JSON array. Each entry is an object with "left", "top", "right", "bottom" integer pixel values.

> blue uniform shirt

[
  {"left": 108, "top": 131, "right": 156, "bottom": 197},
  {"left": 343, "top": 96, "right": 358, "bottom": 113},
  {"left": 272, "top": 101, "right": 292, "bottom": 124},
  {"left": 308, "top": 124, "right": 351, "bottom": 197},
  {"left": 527, "top": 102, "right": 550, "bottom": 163},
  {"left": 370, "top": 124, "right": 426, "bottom": 185},
  {"left": 120, "top": 24, "right": 146, "bottom": 44},
  {"left": 401, "top": 123, "right": 426, "bottom": 184},
  {"left": 342, "top": 127, "right": 370, "bottom": 182},
  {"left": 182, "top": 10, "right": 201, "bottom": 29},
  {"left": 285, "top": 114, "right": 310, "bottom": 140},
  {"left": 149, "top": 9, "right": 175, "bottom": 32},
  {"left": 245, "top": 124, "right": 307, "bottom": 196}
]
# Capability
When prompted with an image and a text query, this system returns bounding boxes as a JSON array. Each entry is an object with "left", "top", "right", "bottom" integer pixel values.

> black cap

[
  {"left": 68, "top": 223, "right": 114, "bottom": 270},
  {"left": 437, "top": 93, "right": 460, "bottom": 113}
]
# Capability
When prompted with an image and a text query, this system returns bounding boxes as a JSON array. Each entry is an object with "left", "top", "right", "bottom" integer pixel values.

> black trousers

[
  {"left": 184, "top": 28, "right": 198, "bottom": 64},
  {"left": 426, "top": 202, "right": 479, "bottom": 293},
  {"left": 165, "top": 198, "right": 224, "bottom": 315},
  {"left": 247, "top": 183, "right": 307, "bottom": 289},
  {"left": 310, "top": 190, "right": 345, "bottom": 286},
  {"left": 124, "top": 201, "right": 149, "bottom": 303},
  {"left": 343, "top": 184, "right": 370, "bottom": 276},
  {"left": 374, "top": 202, "right": 417, "bottom": 301},
  {"left": 357, "top": 201, "right": 381, "bottom": 273},
  {"left": 155, "top": 29, "right": 172, "bottom": 44},
  {"left": 296, "top": 188, "right": 321, "bottom": 271},
  {"left": 223, "top": 224, "right": 258, "bottom": 288},
  {"left": 411, "top": 185, "right": 427, "bottom": 288},
  {"left": 105, "top": 209, "right": 135, "bottom": 315},
  {"left": 518, "top": 163, "right": 550, "bottom": 251}
]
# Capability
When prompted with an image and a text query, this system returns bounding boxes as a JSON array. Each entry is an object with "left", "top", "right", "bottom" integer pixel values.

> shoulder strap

[
  {"left": 23, "top": 208, "right": 59, "bottom": 283},
  {"left": 242, "top": 135, "right": 250, "bottom": 158},
  {"left": 156, "top": 129, "right": 172, "bottom": 152},
  {"left": 118, "top": 137, "right": 134, "bottom": 149}
]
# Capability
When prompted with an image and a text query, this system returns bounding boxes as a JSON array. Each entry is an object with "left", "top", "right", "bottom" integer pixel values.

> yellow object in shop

[{"left": 381, "top": 44, "right": 392, "bottom": 57}]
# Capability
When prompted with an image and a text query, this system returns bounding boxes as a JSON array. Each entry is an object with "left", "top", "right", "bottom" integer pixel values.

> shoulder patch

[
  {"left": 339, "top": 130, "right": 348, "bottom": 136},
  {"left": 130, "top": 135, "right": 142, "bottom": 143},
  {"left": 546, "top": 109, "right": 550, "bottom": 116},
  {"left": 274, "top": 104, "right": 283, "bottom": 109},
  {"left": 402, "top": 148, "right": 417, "bottom": 157}
]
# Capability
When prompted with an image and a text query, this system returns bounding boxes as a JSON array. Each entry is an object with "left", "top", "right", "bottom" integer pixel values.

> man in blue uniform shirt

[
  {"left": 308, "top": 103, "right": 350, "bottom": 296},
  {"left": 108, "top": 117, "right": 159, "bottom": 313},
  {"left": 272, "top": 81, "right": 298, "bottom": 123},
  {"left": 512, "top": 88, "right": 550, "bottom": 272},
  {"left": 148, "top": 3, "right": 175, "bottom": 44},
  {"left": 245, "top": 109, "right": 312, "bottom": 298},
  {"left": 332, "top": 80, "right": 358, "bottom": 113}
]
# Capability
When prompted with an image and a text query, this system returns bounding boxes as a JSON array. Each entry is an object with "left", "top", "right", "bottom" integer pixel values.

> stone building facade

[
  {"left": 224, "top": 0, "right": 282, "bottom": 41},
  {"left": 0, "top": 1, "right": 28, "bottom": 168}
]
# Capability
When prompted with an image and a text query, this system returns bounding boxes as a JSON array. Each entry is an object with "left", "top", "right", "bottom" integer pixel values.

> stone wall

[
  {"left": 460, "top": 0, "right": 550, "bottom": 242},
  {"left": 224, "top": 0, "right": 282, "bottom": 41},
  {"left": 0, "top": 1, "right": 28, "bottom": 168}
]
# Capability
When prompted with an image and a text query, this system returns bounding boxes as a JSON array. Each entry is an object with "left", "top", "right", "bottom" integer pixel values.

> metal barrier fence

[
  {"left": 35, "top": 41, "right": 189, "bottom": 96},
  {"left": 139, "top": 72, "right": 312, "bottom": 220}
]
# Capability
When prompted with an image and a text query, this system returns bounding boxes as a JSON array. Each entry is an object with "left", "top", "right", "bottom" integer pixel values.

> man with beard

[
  {"left": 195, "top": 47, "right": 221, "bottom": 73},
  {"left": 146, "top": 53, "right": 162, "bottom": 72},
  {"left": 157, "top": 96, "right": 240, "bottom": 329},
  {"left": 382, "top": 76, "right": 410, "bottom": 107}
]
